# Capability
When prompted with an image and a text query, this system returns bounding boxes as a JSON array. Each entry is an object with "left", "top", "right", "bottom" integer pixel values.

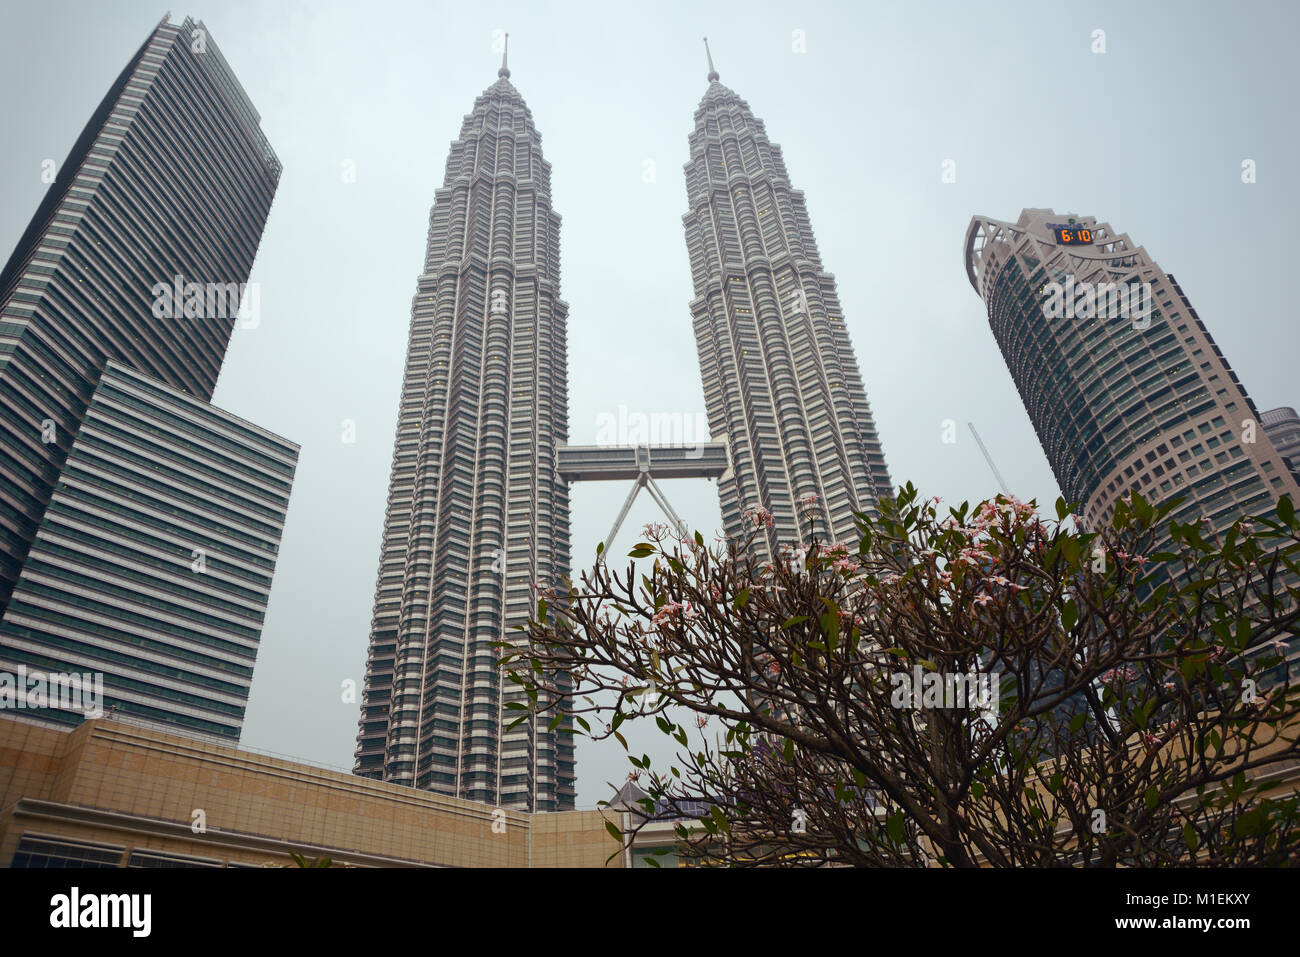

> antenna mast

[{"left": 967, "top": 422, "right": 1010, "bottom": 496}]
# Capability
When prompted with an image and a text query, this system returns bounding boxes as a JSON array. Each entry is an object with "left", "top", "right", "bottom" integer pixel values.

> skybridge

[{"left": 557, "top": 442, "right": 729, "bottom": 554}]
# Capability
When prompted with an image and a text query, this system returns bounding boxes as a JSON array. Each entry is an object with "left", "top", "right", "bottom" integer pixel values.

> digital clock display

[{"left": 1054, "top": 227, "right": 1094, "bottom": 245}]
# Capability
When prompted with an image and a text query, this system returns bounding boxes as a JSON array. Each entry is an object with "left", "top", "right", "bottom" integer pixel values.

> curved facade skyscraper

[
  {"left": 354, "top": 51, "right": 574, "bottom": 811},
  {"left": 682, "top": 46, "right": 892, "bottom": 554},
  {"left": 1263, "top": 407, "right": 1300, "bottom": 470},
  {"left": 965, "top": 208, "right": 1300, "bottom": 555}
]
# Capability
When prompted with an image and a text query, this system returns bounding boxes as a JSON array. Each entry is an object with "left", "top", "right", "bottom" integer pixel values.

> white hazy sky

[{"left": 1, "top": 0, "right": 1296, "bottom": 807}]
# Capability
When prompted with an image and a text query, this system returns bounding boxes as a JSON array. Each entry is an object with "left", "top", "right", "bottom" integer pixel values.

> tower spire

[
  {"left": 704, "top": 36, "right": 719, "bottom": 82},
  {"left": 499, "top": 33, "right": 510, "bottom": 78}
]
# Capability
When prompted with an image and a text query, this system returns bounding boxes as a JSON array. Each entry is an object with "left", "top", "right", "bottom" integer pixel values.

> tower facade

[
  {"left": 354, "top": 53, "right": 574, "bottom": 811},
  {"left": 0, "top": 16, "right": 296, "bottom": 741},
  {"left": 964, "top": 209, "right": 1300, "bottom": 560},
  {"left": 1262, "top": 407, "right": 1300, "bottom": 471},
  {"left": 682, "top": 46, "right": 892, "bottom": 554},
  {"left": 0, "top": 362, "right": 297, "bottom": 741},
  {"left": 0, "top": 15, "right": 280, "bottom": 615}
]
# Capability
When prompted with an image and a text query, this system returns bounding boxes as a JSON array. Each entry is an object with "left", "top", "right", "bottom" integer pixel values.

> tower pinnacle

[
  {"left": 499, "top": 32, "right": 510, "bottom": 78},
  {"left": 704, "top": 36, "right": 719, "bottom": 82}
]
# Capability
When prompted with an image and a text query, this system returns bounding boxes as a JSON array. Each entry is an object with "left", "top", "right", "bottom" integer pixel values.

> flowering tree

[{"left": 500, "top": 484, "right": 1300, "bottom": 866}]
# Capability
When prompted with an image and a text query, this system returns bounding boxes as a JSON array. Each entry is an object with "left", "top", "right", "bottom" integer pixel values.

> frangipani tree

[{"left": 500, "top": 484, "right": 1300, "bottom": 866}]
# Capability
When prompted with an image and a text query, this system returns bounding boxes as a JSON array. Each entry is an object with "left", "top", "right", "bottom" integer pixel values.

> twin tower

[
  {"left": 351, "top": 42, "right": 893, "bottom": 810},
  {"left": 351, "top": 42, "right": 1300, "bottom": 812}
]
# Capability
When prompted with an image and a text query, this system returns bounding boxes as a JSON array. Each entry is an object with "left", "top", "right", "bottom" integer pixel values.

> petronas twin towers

[{"left": 353, "top": 42, "right": 891, "bottom": 810}]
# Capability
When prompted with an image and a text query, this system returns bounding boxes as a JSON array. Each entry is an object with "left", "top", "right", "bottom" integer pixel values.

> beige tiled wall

[{"left": 0, "top": 716, "right": 620, "bottom": 867}]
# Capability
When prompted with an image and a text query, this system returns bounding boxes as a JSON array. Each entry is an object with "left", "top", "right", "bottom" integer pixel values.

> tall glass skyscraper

[
  {"left": 0, "top": 15, "right": 296, "bottom": 741},
  {"left": 1263, "top": 407, "right": 1300, "bottom": 473},
  {"left": 682, "top": 45, "right": 892, "bottom": 554},
  {"left": 0, "top": 15, "right": 281, "bottom": 614},
  {"left": 353, "top": 49, "right": 574, "bottom": 811},
  {"left": 965, "top": 209, "right": 1300, "bottom": 581},
  {"left": 0, "top": 362, "right": 297, "bottom": 741}
]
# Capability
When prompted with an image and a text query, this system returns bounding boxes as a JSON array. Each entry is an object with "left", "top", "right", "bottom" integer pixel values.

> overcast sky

[{"left": 1, "top": 0, "right": 1296, "bottom": 807}]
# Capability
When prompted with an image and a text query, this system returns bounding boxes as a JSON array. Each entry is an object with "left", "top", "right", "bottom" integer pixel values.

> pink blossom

[
  {"left": 652, "top": 602, "right": 684, "bottom": 625},
  {"left": 696, "top": 715, "right": 710, "bottom": 728}
]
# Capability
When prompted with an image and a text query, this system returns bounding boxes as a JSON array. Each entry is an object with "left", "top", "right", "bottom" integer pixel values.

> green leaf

[
  {"left": 734, "top": 589, "right": 750, "bottom": 610},
  {"left": 694, "top": 530, "right": 704, "bottom": 547},
  {"left": 886, "top": 812, "right": 904, "bottom": 844},
  {"left": 781, "top": 615, "right": 808, "bottom": 629},
  {"left": 605, "top": 820, "right": 624, "bottom": 843},
  {"left": 1234, "top": 805, "right": 1266, "bottom": 838},
  {"left": 627, "top": 544, "right": 655, "bottom": 558},
  {"left": 1145, "top": 785, "right": 1160, "bottom": 811},
  {"left": 1061, "top": 599, "right": 1078, "bottom": 632},
  {"left": 1279, "top": 496, "right": 1296, "bottom": 527}
]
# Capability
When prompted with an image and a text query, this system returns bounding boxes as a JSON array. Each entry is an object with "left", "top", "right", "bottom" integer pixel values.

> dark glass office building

[
  {"left": 965, "top": 209, "right": 1300, "bottom": 632},
  {"left": 0, "top": 15, "right": 280, "bottom": 613},
  {"left": 0, "top": 363, "right": 297, "bottom": 741},
  {"left": 0, "top": 16, "right": 295, "bottom": 741}
]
